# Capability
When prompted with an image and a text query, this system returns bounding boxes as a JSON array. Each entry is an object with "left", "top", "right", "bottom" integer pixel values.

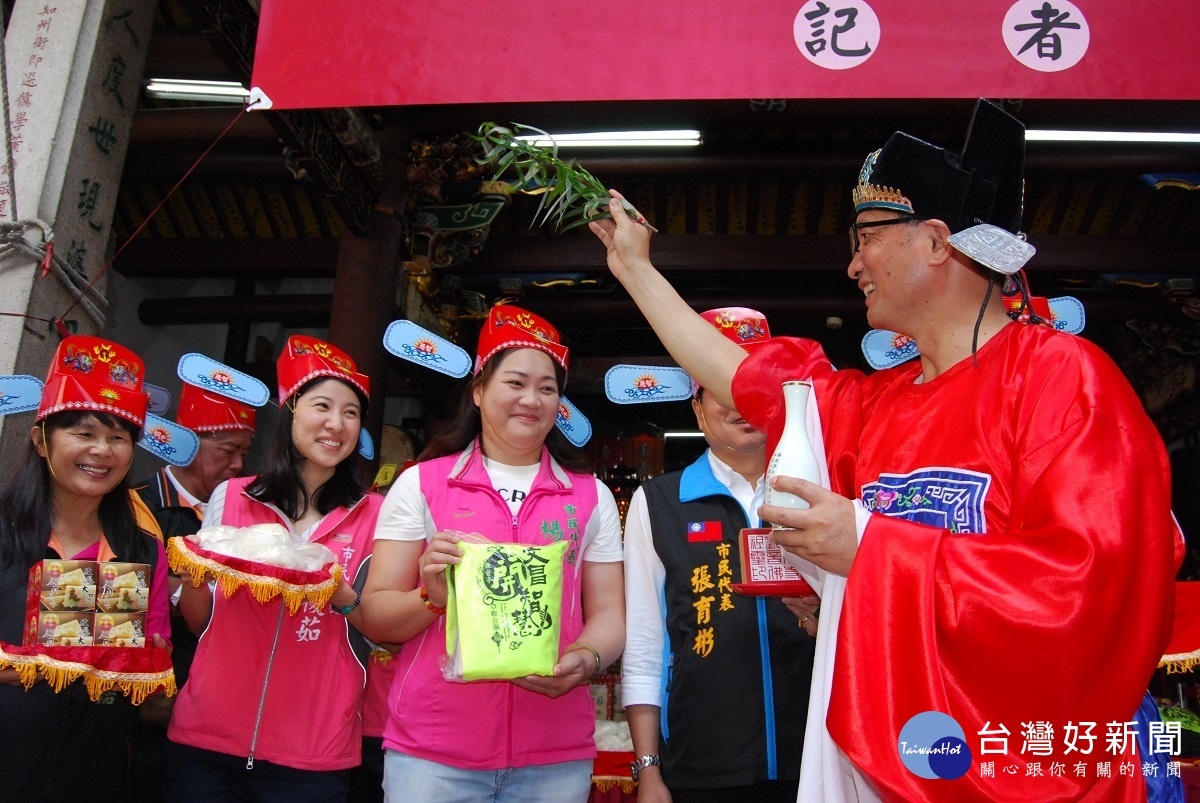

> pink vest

[
  {"left": 361, "top": 650, "right": 398, "bottom": 738},
  {"left": 168, "top": 477, "right": 384, "bottom": 771},
  {"left": 382, "top": 443, "right": 600, "bottom": 770}
]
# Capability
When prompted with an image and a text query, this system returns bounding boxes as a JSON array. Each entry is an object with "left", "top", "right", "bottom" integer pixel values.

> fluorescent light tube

[
  {"left": 516, "top": 130, "right": 702, "bottom": 148},
  {"left": 1027, "top": 130, "right": 1200, "bottom": 144},
  {"left": 145, "top": 79, "right": 250, "bottom": 103}
]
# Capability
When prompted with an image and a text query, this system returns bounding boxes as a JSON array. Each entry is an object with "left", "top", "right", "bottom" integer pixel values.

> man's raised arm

[{"left": 590, "top": 191, "right": 747, "bottom": 409}]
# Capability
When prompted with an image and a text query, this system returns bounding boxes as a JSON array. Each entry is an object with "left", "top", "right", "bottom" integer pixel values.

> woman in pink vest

[
  {"left": 361, "top": 305, "right": 625, "bottom": 803},
  {"left": 166, "top": 336, "right": 384, "bottom": 803}
]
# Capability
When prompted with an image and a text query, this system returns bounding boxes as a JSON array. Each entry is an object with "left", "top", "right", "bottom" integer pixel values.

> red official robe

[{"left": 733, "top": 321, "right": 1182, "bottom": 802}]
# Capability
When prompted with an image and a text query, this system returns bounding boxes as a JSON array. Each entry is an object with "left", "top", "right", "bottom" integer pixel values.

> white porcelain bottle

[{"left": 763, "top": 380, "right": 821, "bottom": 525}]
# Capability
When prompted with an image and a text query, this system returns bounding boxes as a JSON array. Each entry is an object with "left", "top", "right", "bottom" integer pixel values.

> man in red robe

[{"left": 591, "top": 99, "right": 1183, "bottom": 802}]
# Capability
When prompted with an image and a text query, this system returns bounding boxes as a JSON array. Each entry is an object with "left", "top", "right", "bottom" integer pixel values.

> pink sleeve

[{"left": 146, "top": 538, "right": 171, "bottom": 643}]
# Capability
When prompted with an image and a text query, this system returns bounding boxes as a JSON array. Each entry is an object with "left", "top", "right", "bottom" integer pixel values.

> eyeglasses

[{"left": 848, "top": 215, "right": 927, "bottom": 258}]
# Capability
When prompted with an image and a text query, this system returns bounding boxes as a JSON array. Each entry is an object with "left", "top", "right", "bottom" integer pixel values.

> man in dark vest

[
  {"left": 131, "top": 380, "right": 254, "bottom": 801},
  {"left": 622, "top": 308, "right": 817, "bottom": 803}
]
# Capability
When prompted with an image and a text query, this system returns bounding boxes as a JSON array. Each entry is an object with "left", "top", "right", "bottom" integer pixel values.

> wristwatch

[
  {"left": 630, "top": 754, "right": 661, "bottom": 781},
  {"left": 332, "top": 589, "right": 361, "bottom": 616}
]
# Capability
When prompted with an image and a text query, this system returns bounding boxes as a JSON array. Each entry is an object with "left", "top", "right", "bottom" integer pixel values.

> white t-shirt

[
  {"left": 482, "top": 457, "right": 539, "bottom": 516},
  {"left": 375, "top": 458, "right": 623, "bottom": 563}
]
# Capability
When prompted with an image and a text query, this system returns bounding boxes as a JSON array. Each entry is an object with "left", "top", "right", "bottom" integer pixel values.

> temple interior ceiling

[{"left": 100, "top": 1, "right": 1200, "bottom": 437}]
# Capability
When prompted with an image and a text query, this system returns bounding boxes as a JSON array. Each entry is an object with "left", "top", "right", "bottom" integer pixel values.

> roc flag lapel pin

[{"left": 687, "top": 521, "right": 723, "bottom": 542}]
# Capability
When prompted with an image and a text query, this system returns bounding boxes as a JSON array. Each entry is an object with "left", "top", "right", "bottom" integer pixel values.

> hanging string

[
  {"left": 0, "top": 309, "right": 57, "bottom": 339},
  {"left": 971, "top": 275, "right": 996, "bottom": 367},
  {"left": 0, "top": 311, "right": 55, "bottom": 323},
  {"left": 56, "top": 106, "right": 248, "bottom": 327}
]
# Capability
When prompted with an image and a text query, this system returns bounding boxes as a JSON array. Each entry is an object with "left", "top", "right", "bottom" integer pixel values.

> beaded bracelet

[
  {"left": 419, "top": 584, "right": 447, "bottom": 616},
  {"left": 566, "top": 641, "right": 602, "bottom": 680}
]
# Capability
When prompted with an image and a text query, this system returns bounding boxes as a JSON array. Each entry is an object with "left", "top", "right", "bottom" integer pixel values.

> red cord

[{"left": 54, "top": 107, "right": 248, "bottom": 327}]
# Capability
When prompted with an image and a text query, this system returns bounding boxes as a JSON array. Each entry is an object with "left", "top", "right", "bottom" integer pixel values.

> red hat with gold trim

[
  {"left": 176, "top": 382, "right": 257, "bottom": 433},
  {"left": 37, "top": 335, "right": 147, "bottom": 427},
  {"left": 276, "top": 335, "right": 370, "bottom": 405},
  {"left": 474, "top": 305, "right": 569, "bottom": 376},
  {"left": 700, "top": 307, "right": 771, "bottom": 353},
  {"left": 693, "top": 307, "right": 772, "bottom": 397}
]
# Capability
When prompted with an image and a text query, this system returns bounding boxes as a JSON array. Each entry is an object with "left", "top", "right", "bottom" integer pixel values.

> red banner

[{"left": 250, "top": 0, "right": 1199, "bottom": 110}]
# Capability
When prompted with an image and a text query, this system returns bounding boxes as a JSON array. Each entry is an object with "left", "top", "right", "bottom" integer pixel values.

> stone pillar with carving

[{"left": 0, "top": 1, "right": 154, "bottom": 457}]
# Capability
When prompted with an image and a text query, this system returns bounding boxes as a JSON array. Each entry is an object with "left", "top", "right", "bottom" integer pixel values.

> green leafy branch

[{"left": 471, "top": 122, "right": 657, "bottom": 233}]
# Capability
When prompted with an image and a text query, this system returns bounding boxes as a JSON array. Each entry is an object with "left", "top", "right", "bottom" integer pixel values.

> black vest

[
  {"left": 133, "top": 468, "right": 201, "bottom": 685},
  {"left": 133, "top": 468, "right": 204, "bottom": 542},
  {"left": 642, "top": 465, "right": 815, "bottom": 788}
]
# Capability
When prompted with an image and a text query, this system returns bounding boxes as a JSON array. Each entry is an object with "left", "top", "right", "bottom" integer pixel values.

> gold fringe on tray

[
  {"left": 168, "top": 537, "right": 342, "bottom": 615},
  {"left": 1161, "top": 650, "right": 1200, "bottom": 674},
  {"left": 591, "top": 777, "right": 637, "bottom": 794},
  {"left": 86, "top": 668, "right": 178, "bottom": 705},
  {"left": 0, "top": 646, "right": 176, "bottom": 704}
]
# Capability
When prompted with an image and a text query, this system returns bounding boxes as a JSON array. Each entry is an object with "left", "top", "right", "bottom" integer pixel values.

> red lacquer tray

[
  {"left": 0, "top": 642, "right": 174, "bottom": 703},
  {"left": 168, "top": 536, "right": 341, "bottom": 615}
]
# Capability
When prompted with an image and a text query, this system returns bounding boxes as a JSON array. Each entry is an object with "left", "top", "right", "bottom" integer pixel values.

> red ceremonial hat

[
  {"left": 474, "top": 305, "right": 569, "bottom": 375},
  {"left": 38, "top": 335, "right": 148, "bottom": 427},
  {"left": 700, "top": 307, "right": 772, "bottom": 352},
  {"left": 694, "top": 308, "right": 772, "bottom": 397},
  {"left": 176, "top": 382, "right": 257, "bottom": 433},
  {"left": 275, "top": 335, "right": 370, "bottom": 404}
]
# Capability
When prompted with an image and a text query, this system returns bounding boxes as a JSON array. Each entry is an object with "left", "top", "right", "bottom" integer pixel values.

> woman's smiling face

[
  {"left": 35, "top": 414, "right": 135, "bottom": 499},
  {"left": 291, "top": 378, "right": 362, "bottom": 475},
  {"left": 473, "top": 348, "right": 560, "bottom": 465}
]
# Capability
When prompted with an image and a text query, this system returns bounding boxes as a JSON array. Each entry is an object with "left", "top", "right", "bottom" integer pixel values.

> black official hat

[
  {"left": 853, "top": 99, "right": 1027, "bottom": 236},
  {"left": 852, "top": 99, "right": 1034, "bottom": 273}
]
